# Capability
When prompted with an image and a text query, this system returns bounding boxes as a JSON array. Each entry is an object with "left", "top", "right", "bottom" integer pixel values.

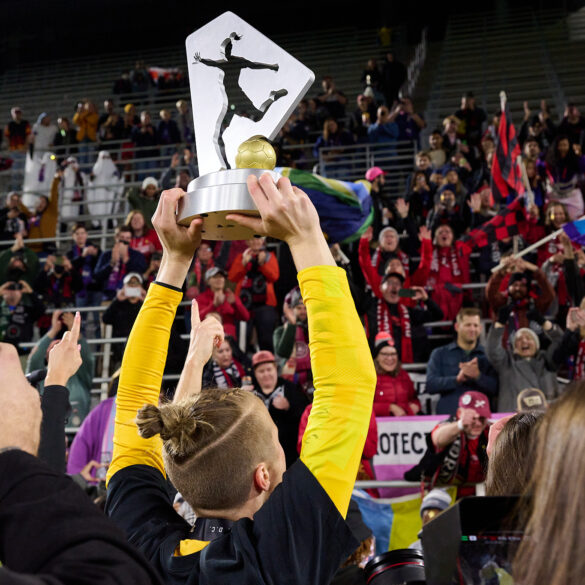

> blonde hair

[{"left": 136, "top": 389, "right": 277, "bottom": 511}]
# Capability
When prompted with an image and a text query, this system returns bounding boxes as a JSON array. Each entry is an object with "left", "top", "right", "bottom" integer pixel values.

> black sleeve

[
  {"left": 37, "top": 385, "right": 70, "bottom": 474},
  {"left": 552, "top": 329, "right": 580, "bottom": 365},
  {"left": 410, "top": 298, "right": 444, "bottom": 325},
  {"left": 0, "top": 451, "right": 163, "bottom": 585}
]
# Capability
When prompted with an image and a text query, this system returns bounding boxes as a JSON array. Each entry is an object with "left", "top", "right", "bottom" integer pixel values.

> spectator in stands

[
  {"left": 427, "top": 225, "right": 471, "bottom": 321},
  {"left": 27, "top": 170, "right": 61, "bottom": 253},
  {"left": 0, "top": 235, "right": 39, "bottom": 286},
  {"left": 523, "top": 136, "right": 542, "bottom": 162},
  {"left": 273, "top": 289, "right": 311, "bottom": 392},
  {"left": 362, "top": 272, "right": 443, "bottom": 362},
  {"left": 126, "top": 209, "right": 161, "bottom": 263},
  {"left": 361, "top": 58, "right": 381, "bottom": 90},
  {"left": 126, "top": 176, "right": 159, "bottom": 229},
  {"left": 426, "top": 185, "right": 469, "bottom": 239},
  {"left": 131, "top": 110, "right": 159, "bottom": 180},
  {"left": 541, "top": 134, "right": 585, "bottom": 219},
  {"left": 202, "top": 335, "right": 250, "bottom": 391},
  {"left": 34, "top": 253, "right": 82, "bottom": 318},
  {"left": 367, "top": 105, "right": 399, "bottom": 147},
  {"left": 349, "top": 94, "right": 377, "bottom": 142},
  {"left": 53, "top": 117, "right": 78, "bottom": 163},
  {"left": 557, "top": 101, "right": 585, "bottom": 147},
  {"left": 441, "top": 115, "right": 462, "bottom": 162},
  {"left": 519, "top": 100, "right": 555, "bottom": 150},
  {"left": 27, "top": 310, "right": 94, "bottom": 426},
  {"left": 0, "top": 192, "right": 29, "bottom": 242},
  {"left": 391, "top": 97, "right": 426, "bottom": 145},
  {"left": 196, "top": 267, "right": 249, "bottom": 341},
  {"left": 250, "top": 350, "right": 308, "bottom": 468},
  {"left": 410, "top": 391, "right": 491, "bottom": 498},
  {"left": 454, "top": 91, "right": 486, "bottom": 151},
  {"left": 315, "top": 76, "right": 347, "bottom": 120},
  {"left": 4, "top": 106, "right": 31, "bottom": 190},
  {"left": 31, "top": 113, "right": 57, "bottom": 162},
  {"left": 372, "top": 331, "right": 420, "bottom": 416},
  {"left": 143, "top": 250, "right": 161, "bottom": 287},
  {"left": 67, "top": 371, "right": 120, "bottom": 485},
  {"left": 312, "top": 118, "right": 355, "bottom": 178},
  {"left": 73, "top": 100, "right": 99, "bottom": 167},
  {"left": 102, "top": 272, "right": 146, "bottom": 366},
  {"left": 381, "top": 51, "right": 407, "bottom": 107},
  {"left": 130, "top": 60, "right": 150, "bottom": 93},
  {"left": 176, "top": 99, "right": 194, "bottom": 145},
  {"left": 426, "top": 307, "right": 498, "bottom": 415},
  {"left": 360, "top": 225, "right": 410, "bottom": 283},
  {"left": 67, "top": 223, "right": 102, "bottom": 338},
  {"left": 157, "top": 109, "right": 181, "bottom": 160},
  {"left": 0, "top": 279, "right": 44, "bottom": 353},
  {"left": 228, "top": 236, "right": 279, "bottom": 352},
  {"left": 160, "top": 149, "right": 197, "bottom": 190},
  {"left": 98, "top": 106, "right": 124, "bottom": 149},
  {"left": 428, "top": 129, "right": 447, "bottom": 168},
  {"left": 94, "top": 225, "right": 147, "bottom": 300},
  {"left": 485, "top": 256, "right": 555, "bottom": 344},
  {"left": 97, "top": 99, "right": 116, "bottom": 134},
  {"left": 486, "top": 312, "right": 564, "bottom": 412},
  {"left": 406, "top": 170, "right": 436, "bottom": 225},
  {"left": 363, "top": 166, "right": 399, "bottom": 238}
]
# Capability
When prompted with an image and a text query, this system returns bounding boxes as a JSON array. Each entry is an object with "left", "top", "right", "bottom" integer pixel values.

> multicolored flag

[
  {"left": 276, "top": 167, "right": 372, "bottom": 243},
  {"left": 491, "top": 102, "right": 524, "bottom": 203},
  {"left": 562, "top": 216, "right": 585, "bottom": 245},
  {"left": 458, "top": 196, "right": 527, "bottom": 255}
]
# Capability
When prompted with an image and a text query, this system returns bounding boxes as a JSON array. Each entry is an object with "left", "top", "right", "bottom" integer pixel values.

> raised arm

[
  {"left": 106, "top": 190, "right": 202, "bottom": 482},
  {"left": 228, "top": 174, "right": 377, "bottom": 518}
]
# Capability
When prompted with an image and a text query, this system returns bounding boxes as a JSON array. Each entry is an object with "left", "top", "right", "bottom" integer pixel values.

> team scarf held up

[
  {"left": 430, "top": 245, "right": 462, "bottom": 277},
  {"left": 376, "top": 300, "right": 413, "bottom": 363}
]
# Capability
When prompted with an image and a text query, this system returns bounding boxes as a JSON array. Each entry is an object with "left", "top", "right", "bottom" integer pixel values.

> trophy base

[{"left": 177, "top": 168, "right": 280, "bottom": 240}]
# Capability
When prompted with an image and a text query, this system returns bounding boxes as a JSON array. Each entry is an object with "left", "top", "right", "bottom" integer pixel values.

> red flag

[
  {"left": 458, "top": 196, "right": 527, "bottom": 255},
  {"left": 491, "top": 103, "right": 524, "bottom": 203}
]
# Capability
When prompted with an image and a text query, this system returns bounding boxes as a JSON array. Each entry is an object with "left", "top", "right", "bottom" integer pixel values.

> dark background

[{"left": 1, "top": 0, "right": 582, "bottom": 70}]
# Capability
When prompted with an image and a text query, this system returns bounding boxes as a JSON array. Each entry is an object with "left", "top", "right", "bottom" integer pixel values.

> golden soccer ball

[{"left": 235, "top": 135, "right": 277, "bottom": 170}]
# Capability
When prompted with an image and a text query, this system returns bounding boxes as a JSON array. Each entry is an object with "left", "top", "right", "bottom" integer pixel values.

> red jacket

[
  {"left": 373, "top": 369, "right": 420, "bottom": 417},
  {"left": 228, "top": 251, "right": 280, "bottom": 307},
  {"left": 196, "top": 288, "right": 250, "bottom": 339}
]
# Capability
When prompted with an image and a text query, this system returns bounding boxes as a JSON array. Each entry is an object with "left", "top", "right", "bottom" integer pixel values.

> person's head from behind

[
  {"left": 485, "top": 411, "right": 543, "bottom": 496},
  {"left": 136, "top": 388, "right": 286, "bottom": 517},
  {"left": 420, "top": 488, "right": 451, "bottom": 525},
  {"left": 513, "top": 382, "right": 585, "bottom": 585},
  {"left": 455, "top": 307, "right": 482, "bottom": 348}
]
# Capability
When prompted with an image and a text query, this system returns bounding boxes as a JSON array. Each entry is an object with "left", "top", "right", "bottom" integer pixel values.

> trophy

[{"left": 178, "top": 12, "right": 315, "bottom": 240}]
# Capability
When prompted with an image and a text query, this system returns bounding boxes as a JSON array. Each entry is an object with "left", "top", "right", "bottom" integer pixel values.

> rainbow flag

[
  {"left": 276, "top": 167, "right": 373, "bottom": 243},
  {"left": 563, "top": 217, "right": 585, "bottom": 245}
]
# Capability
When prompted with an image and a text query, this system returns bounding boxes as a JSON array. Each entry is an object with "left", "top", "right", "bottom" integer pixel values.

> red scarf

[
  {"left": 430, "top": 246, "right": 462, "bottom": 278},
  {"left": 376, "top": 300, "right": 413, "bottom": 363}
]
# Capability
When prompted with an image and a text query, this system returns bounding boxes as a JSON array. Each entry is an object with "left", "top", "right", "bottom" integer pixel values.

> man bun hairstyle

[{"left": 136, "top": 388, "right": 277, "bottom": 511}]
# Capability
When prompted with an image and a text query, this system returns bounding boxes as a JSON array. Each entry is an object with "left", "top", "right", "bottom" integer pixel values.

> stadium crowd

[{"left": 2, "top": 48, "right": 585, "bottom": 584}]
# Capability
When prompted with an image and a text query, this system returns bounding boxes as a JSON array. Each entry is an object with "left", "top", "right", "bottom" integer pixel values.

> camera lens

[{"left": 364, "top": 549, "right": 426, "bottom": 585}]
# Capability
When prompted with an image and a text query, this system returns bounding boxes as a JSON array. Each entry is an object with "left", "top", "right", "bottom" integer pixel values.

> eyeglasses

[{"left": 379, "top": 351, "right": 398, "bottom": 357}]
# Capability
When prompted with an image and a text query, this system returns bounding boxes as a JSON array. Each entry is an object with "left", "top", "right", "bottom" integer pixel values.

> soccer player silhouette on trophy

[{"left": 193, "top": 32, "right": 288, "bottom": 159}]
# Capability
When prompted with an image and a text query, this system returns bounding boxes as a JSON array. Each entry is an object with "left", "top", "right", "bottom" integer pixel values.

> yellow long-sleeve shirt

[{"left": 107, "top": 265, "right": 376, "bottom": 528}]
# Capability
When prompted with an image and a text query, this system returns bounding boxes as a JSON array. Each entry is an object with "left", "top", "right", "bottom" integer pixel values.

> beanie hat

[
  {"left": 420, "top": 488, "right": 452, "bottom": 517},
  {"left": 373, "top": 331, "right": 395, "bottom": 358}
]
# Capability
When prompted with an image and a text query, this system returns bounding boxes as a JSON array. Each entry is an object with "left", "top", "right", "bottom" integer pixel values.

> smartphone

[
  {"left": 398, "top": 288, "right": 416, "bottom": 298},
  {"left": 125, "top": 286, "right": 141, "bottom": 298}
]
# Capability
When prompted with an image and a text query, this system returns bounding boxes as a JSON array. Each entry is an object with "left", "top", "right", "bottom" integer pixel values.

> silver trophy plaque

[{"left": 178, "top": 11, "right": 315, "bottom": 240}]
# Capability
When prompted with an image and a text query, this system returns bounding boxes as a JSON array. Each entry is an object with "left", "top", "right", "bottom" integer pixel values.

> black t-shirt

[{"left": 106, "top": 460, "right": 357, "bottom": 585}]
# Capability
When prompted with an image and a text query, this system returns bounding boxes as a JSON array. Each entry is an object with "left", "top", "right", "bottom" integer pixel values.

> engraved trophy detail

[{"left": 178, "top": 12, "right": 315, "bottom": 240}]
